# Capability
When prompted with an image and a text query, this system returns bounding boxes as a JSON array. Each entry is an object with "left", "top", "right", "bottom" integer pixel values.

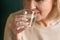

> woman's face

[{"left": 24, "top": 0, "right": 53, "bottom": 21}]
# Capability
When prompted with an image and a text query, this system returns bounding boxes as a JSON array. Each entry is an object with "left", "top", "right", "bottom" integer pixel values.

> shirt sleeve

[{"left": 4, "top": 14, "right": 14, "bottom": 40}]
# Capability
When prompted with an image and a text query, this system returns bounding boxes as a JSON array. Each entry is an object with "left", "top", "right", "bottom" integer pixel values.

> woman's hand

[{"left": 12, "top": 15, "right": 30, "bottom": 35}]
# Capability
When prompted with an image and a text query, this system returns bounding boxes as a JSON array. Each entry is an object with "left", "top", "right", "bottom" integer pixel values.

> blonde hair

[
  {"left": 57, "top": 0, "right": 60, "bottom": 13},
  {"left": 45, "top": 0, "right": 60, "bottom": 20}
]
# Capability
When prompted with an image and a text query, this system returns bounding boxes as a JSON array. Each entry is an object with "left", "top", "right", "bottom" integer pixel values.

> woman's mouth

[{"left": 34, "top": 9, "right": 41, "bottom": 16}]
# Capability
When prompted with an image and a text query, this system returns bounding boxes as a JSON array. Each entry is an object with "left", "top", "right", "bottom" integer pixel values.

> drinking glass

[{"left": 15, "top": 9, "right": 36, "bottom": 29}]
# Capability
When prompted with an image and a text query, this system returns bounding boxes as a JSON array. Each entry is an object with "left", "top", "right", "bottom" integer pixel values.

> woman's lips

[
  {"left": 34, "top": 10, "right": 42, "bottom": 20},
  {"left": 35, "top": 10, "right": 41, "bottom": 16},
  {"left": 29, "top": 9, "right": 42, "bottom": 17},
  {"left": 33, "top": 9, "right": 41, "bottom": 15},
  {"left": 30, "top": 9, "right": 42, "bottom": 21}
]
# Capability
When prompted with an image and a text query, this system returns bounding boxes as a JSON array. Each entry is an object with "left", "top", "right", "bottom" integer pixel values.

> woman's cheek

[
  {"left": 42, "top": 3, "right": 52, "bottom": 15},
  {"left": 41, "top": 1, "right": 52, "bottom": 17}
]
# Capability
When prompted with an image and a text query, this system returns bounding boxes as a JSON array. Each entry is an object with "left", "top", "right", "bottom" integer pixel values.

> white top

[
  {"left": 17, "top": 20, "right": 60, "bottom": 40},
  {"left": 38, "top": 22, "right": 60, "bottom": 40}
]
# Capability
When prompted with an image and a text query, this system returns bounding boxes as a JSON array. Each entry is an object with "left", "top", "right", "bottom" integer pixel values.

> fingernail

[{"left": 17, "top": 26, "right": 24, "bottom": 30}]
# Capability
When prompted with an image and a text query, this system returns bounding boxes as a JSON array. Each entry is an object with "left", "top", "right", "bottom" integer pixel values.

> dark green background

[{"left": 1, "top": 0, "right": 24, "bottom": 40}]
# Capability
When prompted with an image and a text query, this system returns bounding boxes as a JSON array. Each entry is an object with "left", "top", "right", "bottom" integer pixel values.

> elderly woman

[{"left": 4, "top": 0, "right": 60, "bottom": 40}]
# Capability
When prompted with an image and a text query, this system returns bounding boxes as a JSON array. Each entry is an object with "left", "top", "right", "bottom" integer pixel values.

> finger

[
  {"left": 16, "top": 26, "right": 26, "bottom": 33},
  {"left": 15, "top": 17, "right": 28, "bottom": 22},
  {"left": 17, "top": 26, "right": 25, "bottom": 30},
  {"left": 16, "top": 22, "right": 31, "bottom": 30}
]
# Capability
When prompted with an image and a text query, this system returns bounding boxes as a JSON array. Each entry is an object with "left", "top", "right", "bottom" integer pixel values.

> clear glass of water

[{"left": 15, "top": 9, "right": 36, "bottom": 29}]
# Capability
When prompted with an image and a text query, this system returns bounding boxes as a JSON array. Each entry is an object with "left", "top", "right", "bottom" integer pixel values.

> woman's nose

[{"left": 31, "top": 0, "right": 36, "bottom": 9}]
